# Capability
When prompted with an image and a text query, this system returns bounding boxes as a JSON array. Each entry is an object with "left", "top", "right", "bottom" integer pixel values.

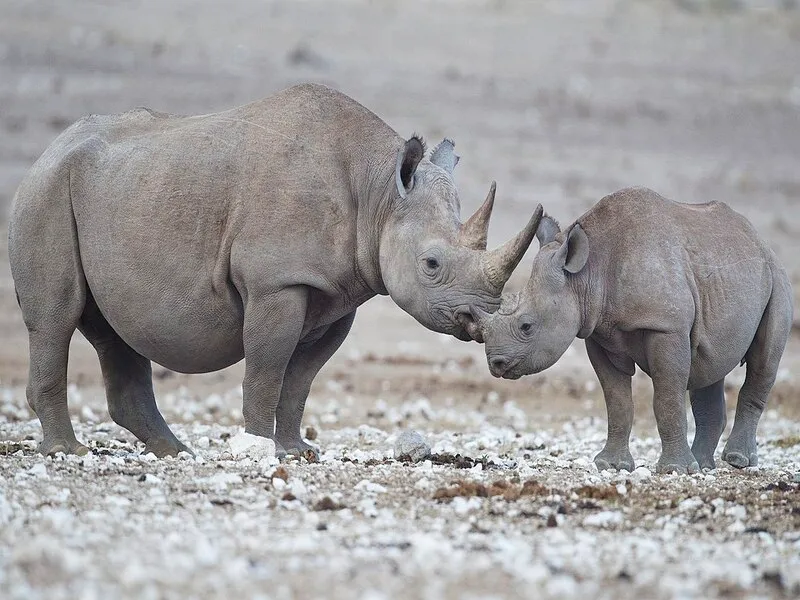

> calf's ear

[
  {"left": 395, "top": 135, "right": 426, "bottom": 199},
  {"left": 552, "top": 224, "right": 589, "bottom": 274}
]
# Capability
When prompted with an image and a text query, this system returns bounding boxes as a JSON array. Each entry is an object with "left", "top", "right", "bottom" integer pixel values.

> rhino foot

[
  {"left": 656, "top": 448, "right": 700, "bottom": 474},
  {"left": 39, "top": 437, "right": 89, "bottom": 457},
  {"left": 722, "top": 432, "right": 758, "bottom": 468},
  {"left": 144, "top": 437, "right": 193, "bottom": 458},
  {"left": 691, "top": 448, "right": 717, "bottom": 471},
  {"left": 280, "top": 439, "right": 319, "bottom": 463},
  {"left": 594, "top": 447, "right": 635, "bottom": 472}
]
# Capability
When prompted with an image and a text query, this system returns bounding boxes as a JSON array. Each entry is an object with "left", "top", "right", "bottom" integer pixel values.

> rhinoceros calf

[
  {"left": 475, "top": 187, "right": 792, "bottom": 473},
  {"left": 9, "top": 83, "right": 543, "bottom": 458}
]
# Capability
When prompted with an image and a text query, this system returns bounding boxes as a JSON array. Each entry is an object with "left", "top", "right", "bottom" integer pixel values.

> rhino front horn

[
  {"left": 482, "top": 203, "right": 544, "bottom": 289},
  {"left": 459, "top": 181, "right": 496, "bottom": 250}
]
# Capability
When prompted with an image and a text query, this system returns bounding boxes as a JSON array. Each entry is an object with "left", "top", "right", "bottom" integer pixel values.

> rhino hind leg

[
  {"left": 78, "top": 293, "right": 191, "bottom": 457},
  {"left": 275, "top": 311, "right": 356, "bottom": 460},
  {"left": 689, "top": 379, "right": 726, "bottom": 470},
  {"left": 10, "top": 175, "right": 88, "bottom": 455},
  {"left": 723, "top": 276, "right": 792, "bottom": 469}
]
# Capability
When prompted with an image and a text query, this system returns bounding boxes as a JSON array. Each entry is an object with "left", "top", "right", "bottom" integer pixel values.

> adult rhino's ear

[
  {"left": 395, "top": 135, "right": 426, "bottom": 199},
  {"left": 430, "top": 138, "right": 459, "bottom": 176},
  {"left": 552, "top": 223, "right": 589, "bottom": 274},
  {"left": 535, "top": 214, "right": 560, "bottom": 247}
]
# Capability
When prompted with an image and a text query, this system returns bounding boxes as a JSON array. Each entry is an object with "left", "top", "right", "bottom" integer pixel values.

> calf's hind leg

[
  {"left": 689, "top": 379, "right": 726, "bottom": 470},
  {"left": 723, "top": 278, "right": 792, "bottom": 468},
  {"left": 78, "top": 294, "right": 191, "bottom": 457},
  {"left": 646, "top": 332, "right": 699, "bottom": 474}
]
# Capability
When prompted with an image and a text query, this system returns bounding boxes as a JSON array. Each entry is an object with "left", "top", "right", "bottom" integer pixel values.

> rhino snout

[{"left": 487, "top": 353, "right": 523, "bottom": 379}]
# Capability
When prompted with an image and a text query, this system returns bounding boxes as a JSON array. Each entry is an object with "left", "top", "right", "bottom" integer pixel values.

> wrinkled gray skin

[
  {"left": 478, "top": 187, "right": 793, "bottom": 474},
  {"left": 8, "top": 83, "right": 542, "bottom": 459}
]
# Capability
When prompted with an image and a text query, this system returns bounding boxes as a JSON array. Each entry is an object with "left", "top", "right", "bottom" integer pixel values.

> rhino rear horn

[
  {"left": 482, "top": 204, "right": 544, "bottom": 289},
  {"left": 430, "top": 138, "right": 459, "bottom": 175},
  {"left": 459, "top": 181, "right": 496, "bottom": 250}
]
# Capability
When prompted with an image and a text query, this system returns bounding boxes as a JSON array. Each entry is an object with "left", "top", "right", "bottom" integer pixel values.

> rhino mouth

[{"left": 487, "top": 353, "right": 523, "bottom": 379}]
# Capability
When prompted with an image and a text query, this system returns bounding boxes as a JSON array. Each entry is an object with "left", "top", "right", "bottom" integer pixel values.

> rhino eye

[{"left": 519, "top": 319, "right": 534, "bottom": 335}]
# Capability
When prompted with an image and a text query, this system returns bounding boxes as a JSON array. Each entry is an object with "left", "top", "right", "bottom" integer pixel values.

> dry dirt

[{"left": 1, "top": 1, "right": 799, "bottom": 599}]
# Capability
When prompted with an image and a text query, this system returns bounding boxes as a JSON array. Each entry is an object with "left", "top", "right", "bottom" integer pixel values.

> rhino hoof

[
  {"left": 723, "top": 450, "right": 757, "bottom": 469},
  {"left": 144, "top": 437, "right": 193, "bottom": 458},
  {"left": 39, "top": 439, "right": 89, "bottom": 456},
  {"left": 593, "top": 449, "right": 635, "bottom": 472}
]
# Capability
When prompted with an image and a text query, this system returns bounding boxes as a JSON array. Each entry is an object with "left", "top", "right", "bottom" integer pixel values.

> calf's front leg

[
  {"left": 646, "top": 332, "right": 699, "bottom": 474},
  {"left": 586, "top": 338, "right": 635, "bottom": 471}
]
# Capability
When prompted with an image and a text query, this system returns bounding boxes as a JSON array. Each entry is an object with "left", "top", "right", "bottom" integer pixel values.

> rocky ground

[{"left": 1, "top": 0, "right": 800, "bottom": 598}]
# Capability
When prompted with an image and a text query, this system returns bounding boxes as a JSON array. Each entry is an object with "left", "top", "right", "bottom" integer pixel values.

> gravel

[{"left": 1, "top": 388, "right": 799, "bottom": 600}]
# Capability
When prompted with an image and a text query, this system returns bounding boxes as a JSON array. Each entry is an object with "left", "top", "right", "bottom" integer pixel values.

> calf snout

[{"left": 488, "top": 355, "right": 511, "bottom": 377}]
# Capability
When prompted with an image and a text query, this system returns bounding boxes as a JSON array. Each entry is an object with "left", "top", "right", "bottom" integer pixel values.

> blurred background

[{"left": 1, "top": 0, "right": 799, "bottom": 424}]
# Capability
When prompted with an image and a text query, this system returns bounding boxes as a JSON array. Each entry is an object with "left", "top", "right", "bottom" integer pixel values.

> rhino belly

[
  {"left": 78, "top": 243, "right": 245, "bottom": 374},
  {"left": 688, "top": 293, "right": 768, "bottom": 390}
]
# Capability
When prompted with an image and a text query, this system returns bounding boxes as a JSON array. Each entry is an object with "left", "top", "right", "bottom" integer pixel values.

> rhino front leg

[
  {"left": 689, "top": 379, "right": 726, "bottom": 470},
  {"left": 586, "top": 338, "right": 635, "bottom": 471},
  {"left": 275, "top": 311, "right": 356, "bottom": 459},
  {"left": 646, "top": 332, "right": 699, "bottom": 474},
  {"left": 723, "top": 281, "right": 792, "bottom": 468},
  {"left": 241, "top": 287, "right": 308, "bottom": 458}
]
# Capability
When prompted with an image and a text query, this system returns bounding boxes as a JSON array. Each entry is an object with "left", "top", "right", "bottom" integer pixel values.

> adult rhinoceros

[{"left": 9, "top": 83, "right": 542, "bottom": 458}]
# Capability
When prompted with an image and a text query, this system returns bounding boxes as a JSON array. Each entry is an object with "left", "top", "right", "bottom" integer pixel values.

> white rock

[
  {"left": 27, "top": 463, "right": 49, "bottom": 479},
  {"left": 228, "top": 432, "right": 276, "bottom": 459},
  {"left": 452, "top": 496, "right": 482, "bottom": 516},
  {"left": 583, "top": 511, "right": 624, "bottom": 528},
  {"left": 414, "top": 477, "right": 431, "bottom": 490},
  {"left": 678, "top": 497, "right": 703, "bottom": 513},
  {"left": 725, "top": 504, "right": 747, "bottom": 520},
  {"left": 354, "top": 480, "right": 387, "bottom": 494},
  {"left": 204, "top": 472, "right": 243, "bottom": 489},
  {"left": 393, "top": 430, "right": 431, "bottom": 463},
  {"left": 289, "top": 478, "right": 308, "bottom": 500},
  {"left": 0, "top": 492, "right": 13, "bottom": 524}
]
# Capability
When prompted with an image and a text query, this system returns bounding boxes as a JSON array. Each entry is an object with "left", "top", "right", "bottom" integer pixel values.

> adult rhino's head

[
  {"left": 378, "top": 136, "right": 542, "bottom": 342},
  {"left": 476, "top": 215, "right": 589, "bottom": 378}
]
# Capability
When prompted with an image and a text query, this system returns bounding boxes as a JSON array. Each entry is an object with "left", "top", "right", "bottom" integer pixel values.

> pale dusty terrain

[{"left": 0, "top": 1, "right": 799, "bottom": 599}]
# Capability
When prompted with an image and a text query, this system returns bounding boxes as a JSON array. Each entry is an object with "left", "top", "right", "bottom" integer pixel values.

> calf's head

[
  {"left": 379, "top": 137, "right": 542, "bottom": 341},
  {"left": 477, "top": 217, "right": 590, "bottom": 377}
]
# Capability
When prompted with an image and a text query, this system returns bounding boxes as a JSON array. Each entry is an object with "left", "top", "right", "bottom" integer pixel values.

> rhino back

[{"left": 581, "top": 187, "right": 776, "bottom": 386}]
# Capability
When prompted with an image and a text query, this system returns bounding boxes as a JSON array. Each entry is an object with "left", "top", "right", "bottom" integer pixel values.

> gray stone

[{"left": 394, "top": 430, "right": 431, "bottom": 463}]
